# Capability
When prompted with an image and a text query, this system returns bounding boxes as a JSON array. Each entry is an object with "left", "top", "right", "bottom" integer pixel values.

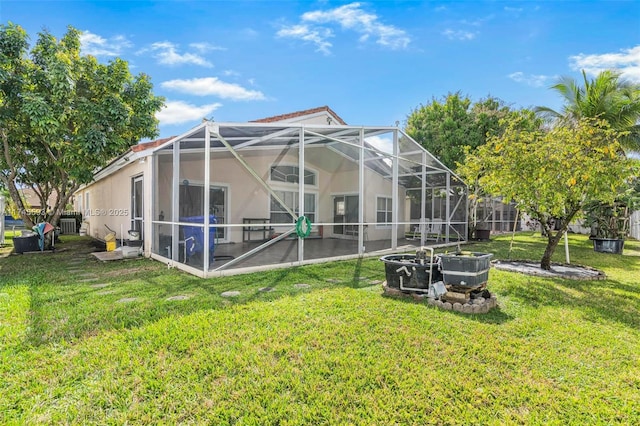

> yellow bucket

[{"left": 106, "top": 241, "right": 116, "bottom": 252}]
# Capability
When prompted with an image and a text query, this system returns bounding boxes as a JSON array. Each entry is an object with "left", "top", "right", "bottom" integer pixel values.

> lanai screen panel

[{"left": 150, "top": 122, "right": 467, "bottom": 277}]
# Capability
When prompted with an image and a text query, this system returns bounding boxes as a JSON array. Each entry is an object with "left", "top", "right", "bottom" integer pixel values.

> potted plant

[{"left": 585, "top": 180, "right": 639, "bottom": 254}]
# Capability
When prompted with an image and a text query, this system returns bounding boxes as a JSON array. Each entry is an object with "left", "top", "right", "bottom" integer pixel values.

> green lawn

[{"left": 1, "top": 233, "right": 639, "bottom": 424}]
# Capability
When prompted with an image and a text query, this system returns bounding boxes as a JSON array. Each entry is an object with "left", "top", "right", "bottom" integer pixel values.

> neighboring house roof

[
  {"left": 19, "top": 187, "right": 60, "bottom": 209},
  {"left": 131, "top": 136, "right": 177, "bottom": 153},
  {"left": 251, "top": 105, "right": 348, "bottom": 125}
]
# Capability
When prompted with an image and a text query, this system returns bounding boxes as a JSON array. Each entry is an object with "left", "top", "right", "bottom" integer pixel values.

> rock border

[
  {"left": 492, "top": 260, "right": 606, "bottom": 281},
  {"left": 382, "top": 282, "right": 498, "bottom": 314}
]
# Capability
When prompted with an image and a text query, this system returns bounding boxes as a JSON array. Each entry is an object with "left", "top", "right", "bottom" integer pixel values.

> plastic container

[
  {"left": 106, "top": 241, "right": 116, "bottom": 252},
  {"left": 13, "top": 235, "right": 40, "bottom": 253},
  {"left": 380, "top": 254, "right": 443, "bottom": 291},
  {"left": 439, "top": 252, "right": 492, "bottom": 287}
]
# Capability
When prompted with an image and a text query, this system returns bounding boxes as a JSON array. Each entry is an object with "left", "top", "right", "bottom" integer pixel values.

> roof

[
  {"left": 250, "top": 105, "right": 347, "bottom": 125},
  {"left": 132, "top": 136, "right": 177, "bottom": 152}
]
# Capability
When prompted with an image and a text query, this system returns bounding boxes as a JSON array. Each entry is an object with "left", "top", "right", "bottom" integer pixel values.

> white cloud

[
  {"left": 145, "top": 41, "right": 213, "bottom": 67},
  {"left": 277, "top": 2, "right": 410, "bottom": 54},
  {"left": 189, "top": 42, "right": 226, "bottom": 53},
  {"left": 365, "top": 135, "right": 393, "bottom": 155},
  {"left": 508, "top": 71, "right": 556, "bottom": 87},
  {"left": 570, "top": 45, "right": 640, "bottom": 83},
  {"left": 442, "top": 29, "right": 477, "bottom": 41},
  {"left": 161, "top": 77, "right": 266, "bottom": 101},
  {"left": 156, "top": 100, "right": 222, "bottom": 125},
  {"left": 80, "top": 31, "right": 131, "bottom": 57},
  {"left": 277, "top": 24, "right": 333, "bottom": 55}
]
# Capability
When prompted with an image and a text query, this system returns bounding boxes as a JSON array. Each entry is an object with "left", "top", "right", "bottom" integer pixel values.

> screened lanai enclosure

[{"left": 150, "top": 122, "right": 467, "bottom": 277}]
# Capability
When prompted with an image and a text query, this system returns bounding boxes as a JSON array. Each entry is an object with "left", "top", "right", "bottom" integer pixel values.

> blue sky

[{"left": 2, "top": 1, "right": 639, "bottom": 138}]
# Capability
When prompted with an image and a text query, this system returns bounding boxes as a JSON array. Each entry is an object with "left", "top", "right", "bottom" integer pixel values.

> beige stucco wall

[
  {"left": 155, "top": 147, "right": 405, "bottom": 244},
  {"left": 76, "top": 159, "right": 150, "bottom": 243}
]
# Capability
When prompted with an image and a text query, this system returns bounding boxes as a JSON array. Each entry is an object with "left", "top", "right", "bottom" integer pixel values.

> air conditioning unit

[{"left": 60, "top": 218, "right": 77, "bottom": 234}]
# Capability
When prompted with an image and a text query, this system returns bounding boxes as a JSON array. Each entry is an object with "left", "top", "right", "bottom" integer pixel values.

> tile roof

[
  {"left": 250, "top": 105, "right": 347, "bottom": 125},
  {"left": 131, "top": 136, "right": 177, "bottom": 152}
]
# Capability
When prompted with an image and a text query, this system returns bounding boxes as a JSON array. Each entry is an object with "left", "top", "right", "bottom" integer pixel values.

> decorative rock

[
  {"left": 384, "top": 287, "right": 404, "bottom": 297},
  {"left": 479, "top": 304, "right": 489, "bottom": 314},
  {"left": 116, "top": 297, "right": 137, "bottom": 303},
  {"left": 462, "top": 304, "right": 474, "bottom": 314},
  {"left": 221, "top": 291, "right": 241, "bottom": 298},
  {"left": 435, "top": 299, "right": 444, "bottom": 308},
  {"left": 442, "top": 302, "right": 452, "bottom": 310},
  {"left": 453, "top": 302, "right": 463, "bottom": 312},
  {"left": 487, "top": 298, "right": 496, "bottom": 309},
  {"left": 258, "top": 287, "right": 274, "bottom": 292},
  {"left": 325, "top": 278, "right": 341, "bottom": 283},
  {"left": 427, "top": 297, "right": 437, "bottom": 306},
  {"left": 90, "top": 283, "right": 110, "bottom": 288},
  {"left": 473, "top": 297, "right": 485, "bottom": 305},
  {"left": 369, "top": 280, "right": 383, "bottom": 285},
  {"left": 412, "top": 293, "right": 425, "bottom": 301},
  {"left": 472, "top": 304, "right": 482, "bottom": 314},
  {"left": 166, "top": 295, "right": 191, "bottom": 301},
  {"left": 294, "top": 283, "right": 311, "bottom": 289}
]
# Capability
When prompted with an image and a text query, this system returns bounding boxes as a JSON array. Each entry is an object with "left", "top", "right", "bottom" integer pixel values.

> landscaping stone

[
  {"left": 116, "top": 297, "right": 137, "bottom": 303},
  {"left": 453, "top": 302, "right": 463, "bottom": 312},
  {"left": 369, "top": 280, "right": 383, "bottom": 285},
  {"left": 294, "top": 283, "right": 311, "bottom": 289},
  {"left": 442, "top": 302, "right": 452, "bottom": 310},
  {"left": 90, "top": 283, "right": 110, "bottom": 288},
  {"left": 493, "top": 260, "right": 606, "bottom": 280},
  {"left": 221, "top": 291, "right": 241, "bottom": 298},
  {"left": 473, "top": 297, "right": 485, "bottom": 305},
  {"left": 472, "top": 305, "right": 482, "bottom": 314},
  {"left": 166, "top": 295, "right": 191, "bottom": 301},
  {"left": 325, "top": 278, "right": 341, "bottom": 283},
  {"left": 412, "top": 293, "right": 425, "bottom": 301},
  {"left": 427, "top": 298, "right": 437, "bottom": 306},
  {"left": 462, "top": 304, "right": 474, "bottom": 314},
  {"left": 258, "top": 287, "right": 274, "bottom": 292}
]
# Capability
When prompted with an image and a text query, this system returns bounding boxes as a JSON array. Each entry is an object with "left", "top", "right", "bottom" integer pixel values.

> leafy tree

[
  {"left": 468, "top": 115, "right": 636, "bottom": 270},
  {"left": 536, "top": 70, "right": 640, "bottom": 153},
  {"left": 0, "top": 23, "right": 164, "bottom": 228},
  {"left": 405, "top": 93, "right": 525, "bottom": 170}
]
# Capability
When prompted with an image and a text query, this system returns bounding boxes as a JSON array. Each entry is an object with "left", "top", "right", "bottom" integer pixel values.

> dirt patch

[{"left": 493, "top": 261, "right": 606, "bottom": 280}]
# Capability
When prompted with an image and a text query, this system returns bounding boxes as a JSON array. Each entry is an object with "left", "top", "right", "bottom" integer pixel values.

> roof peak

[{"left": 250, "top": 105, "right": 347, "bottom": 125}]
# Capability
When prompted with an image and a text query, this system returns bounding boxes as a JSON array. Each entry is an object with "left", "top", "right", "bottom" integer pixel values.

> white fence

[{"left": 631, "top": 210, "right": 640, "bottom": 240}]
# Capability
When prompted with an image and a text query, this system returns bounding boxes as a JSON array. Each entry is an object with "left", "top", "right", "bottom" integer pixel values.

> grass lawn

[{"left": 1, "top": 233, "right": 639, "bottom": 424}]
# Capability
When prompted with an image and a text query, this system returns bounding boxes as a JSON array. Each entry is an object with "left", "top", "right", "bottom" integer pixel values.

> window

[
  {"left": 270, "top": 165, "right": 316, "bottom": 186},
  {"left": 377, "top": 197, "right": 392, "bottom": 224},
  {"left": 270, "top": 191, "right": 316, "bottom": 225}
]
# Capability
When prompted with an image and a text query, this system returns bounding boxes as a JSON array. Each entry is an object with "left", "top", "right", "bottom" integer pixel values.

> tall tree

[
  {"left": 535, "top": 70, "right": 640, "bottom": 153},
  {"left": 0, "top": 23, "right": 164, "bottom": 228},
  {"left": 405, "top": 93, "right": 523, "bottom": 170},
  {"left": 468, "top": 115, "right": 635, "bottom": 270}
]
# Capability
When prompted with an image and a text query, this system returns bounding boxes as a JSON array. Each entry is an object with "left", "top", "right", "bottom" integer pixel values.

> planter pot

[
  {"left": 592, "top": 238, "right": 624, "bottom": 254},
  {"left": 473, "top": 228, "right": 491, "bottom": 241},
  {"left": 439, "top": 252, "right": 493, "bottom": 287},
  {"left": 13, "top": 234, "right": 40, "bottom": 254},
  {"left": 380, "top": 254, "right": 443, "bottom": 291}
]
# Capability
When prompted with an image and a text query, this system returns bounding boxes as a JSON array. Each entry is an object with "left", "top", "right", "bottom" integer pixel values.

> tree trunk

[
  {"left": 539, "top": 208, "right": 580, "bottom": 270},
  {"left": 3, "top": 177, "right": 35, "bottom": 228}
]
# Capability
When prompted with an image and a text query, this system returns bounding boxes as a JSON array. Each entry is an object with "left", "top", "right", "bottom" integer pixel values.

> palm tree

[{"left": 536, "top": 70, "right": 640, "bottom": 153}]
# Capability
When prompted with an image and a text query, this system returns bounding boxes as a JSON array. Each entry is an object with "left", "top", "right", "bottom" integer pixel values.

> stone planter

[
  {"left": 439, "top": 252, "right": 493, "bottom": 287},
  {"left": 592, "top": 238, "right": 624, "bottom": 254}
]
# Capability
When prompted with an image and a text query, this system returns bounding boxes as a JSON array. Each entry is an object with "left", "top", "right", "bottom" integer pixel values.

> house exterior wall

[
  {"left": 76, "top": 159, "right": 150, "bottom": 243},
  {"left": 155, "top": 149, "right": 403, "bottom": 245},
  {"left": 631, "top": 210, "right": 640, "bottom": 240}
]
